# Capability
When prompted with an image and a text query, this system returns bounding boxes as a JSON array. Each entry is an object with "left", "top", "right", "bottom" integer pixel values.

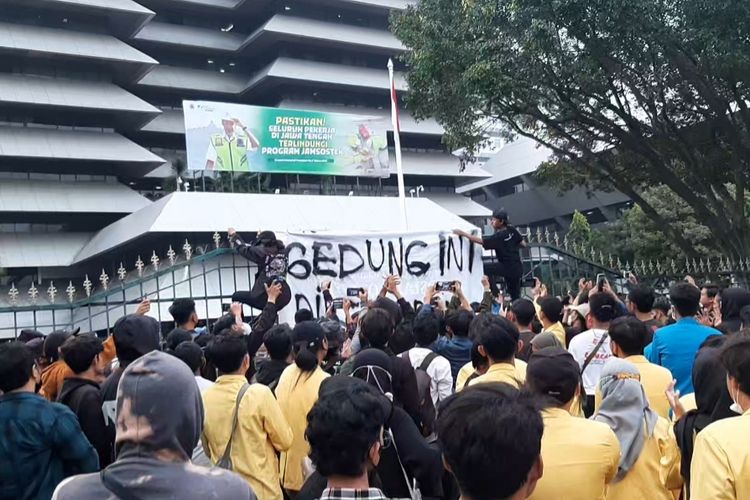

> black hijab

[
  {"left": 674, "top": 338, "right": 735, "bottom": 490},
  {"left": 718, "top": 288, "right": 750, "bottom": 334}
]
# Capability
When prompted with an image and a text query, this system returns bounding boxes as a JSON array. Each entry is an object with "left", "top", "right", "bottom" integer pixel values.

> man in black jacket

[
  {"left": 58, "top": 333, "right": 111, "bottom": 468},
  {"left": 228, "top": 227, "right": 291, "bottom": 310}
]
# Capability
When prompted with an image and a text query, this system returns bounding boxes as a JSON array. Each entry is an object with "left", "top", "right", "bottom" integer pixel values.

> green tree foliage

[
  {"left": 567, "top": 210, "right": 591, "bottom": 244},
  {"left": 589, "top": 186, "right": 714, "bottom": 263},
  {"left": 392, "top": 0, "right": 750, "bottom": 259}
]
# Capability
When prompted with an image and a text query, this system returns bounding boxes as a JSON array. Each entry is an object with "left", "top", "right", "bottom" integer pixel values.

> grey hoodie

[{"left": 52, "top": 351, "right": 255, "bottom": 500}]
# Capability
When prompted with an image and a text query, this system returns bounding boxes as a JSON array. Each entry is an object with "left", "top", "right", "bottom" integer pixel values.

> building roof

[
  {"left": 456, "top": 136, "right": 553, "bottom": 193},
  {"left": 424, "top": 193, "right": 492, "bottom": 217},
  {"left": 239, "top": 15, "right": 404, "bottom": 54},
  {"left": 0, "top": 126, "right": 165, "bottom": 177},
  {"left": 137, "top": 65, "right": 247, "bottom": 94},
  {"left": 244, "top": 58, "right": 408, "bottom": 96},
  {"left": 0, "top": 73, "right": 160, "bottom": 128},
  {"left": 73, "top": 192, "right": 479, "bottom": 263},
  {"left": 33, "top": 0, "right": 155, "bottom": 38},
  {"left": 0, "top": 233, "right": 92, "bottom": 268},
  {"left": 134, "top": 21, "right": 245, "bottom": 52},
  {"left": 0, "top": 22, "right": 157, "bottom": 82},
  {"left": 0, "top": 180, "right": 151, "bottom": 214}
]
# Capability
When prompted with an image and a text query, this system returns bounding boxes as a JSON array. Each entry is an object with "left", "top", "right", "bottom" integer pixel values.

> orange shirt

[{"left": 40, "top": 360, "right": 73, "bottom": 401}]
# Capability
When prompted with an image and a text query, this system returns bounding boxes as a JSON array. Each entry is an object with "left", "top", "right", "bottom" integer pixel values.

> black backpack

[{"left": 403, "top": 350, "right": 439, "bottom": 437}]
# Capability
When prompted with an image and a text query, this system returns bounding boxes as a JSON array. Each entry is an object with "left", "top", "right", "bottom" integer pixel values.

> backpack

[{"left": 403, "top": 351, "right": 438, "bottom": 437}]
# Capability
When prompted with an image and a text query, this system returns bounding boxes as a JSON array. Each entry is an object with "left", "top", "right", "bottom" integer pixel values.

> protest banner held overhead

[
  {"left": 183, "top": 100, "right": 390, "bottom": 177},
  {"left": 277, "top": 231, "right": 485, "bottom": 324}
]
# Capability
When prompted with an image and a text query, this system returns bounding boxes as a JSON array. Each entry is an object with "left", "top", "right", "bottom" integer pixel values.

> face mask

[{"left": 728, "top": 376, "right": 744, "bottom": 414}]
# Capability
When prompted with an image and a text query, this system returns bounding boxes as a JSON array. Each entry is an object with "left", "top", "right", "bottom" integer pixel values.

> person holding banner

[
  {"left": 205, "top": 114, "right": 260, "bottom": 171},
  {"left": 454, "top": 209, "right": 527, "bottom": 300},
  {"left": 228, "top": 228, "right": 291, "bottom": 311}
]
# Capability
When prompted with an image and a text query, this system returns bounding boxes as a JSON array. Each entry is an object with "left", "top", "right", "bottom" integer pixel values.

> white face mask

[{"left": 728, "top": 376, "right": 744, "bottom": 414}]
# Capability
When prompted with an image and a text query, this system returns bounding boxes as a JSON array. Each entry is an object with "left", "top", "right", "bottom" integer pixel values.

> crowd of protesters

[{"left": 1, "top": 233, "right": 750, "bottom": 500}]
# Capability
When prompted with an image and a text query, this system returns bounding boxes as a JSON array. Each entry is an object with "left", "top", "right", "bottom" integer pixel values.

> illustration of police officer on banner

[{"left": 204, "top": 112, "right": 260, "bottom": 171}]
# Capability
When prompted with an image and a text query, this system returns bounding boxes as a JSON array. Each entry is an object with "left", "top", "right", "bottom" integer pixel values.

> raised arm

[{"left": 453, "top": 229, "right": 484, "bottom": 246}]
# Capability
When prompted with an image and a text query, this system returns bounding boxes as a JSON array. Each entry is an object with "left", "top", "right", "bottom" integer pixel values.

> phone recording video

[{"left": 436, "top": 281, "right": 454, "bottom": 292}]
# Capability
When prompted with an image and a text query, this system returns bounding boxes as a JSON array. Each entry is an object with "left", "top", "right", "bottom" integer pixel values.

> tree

[
  {"left": 588, "top": 186, "right": 715, "bottom": 264},
  {"left": 567, "top": 210, "right": 591, "bottom": 245},
  {"left": 392, "top": 0, "right": 750, "bottom": 259}
]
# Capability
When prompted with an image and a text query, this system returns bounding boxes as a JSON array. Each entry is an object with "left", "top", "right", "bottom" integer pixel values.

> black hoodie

[
  {"left": 57, "top": 377, "right": 112, "bottom": 469},
  {"left": 53, "top": 351, "right": 255, "bottom": 500}
]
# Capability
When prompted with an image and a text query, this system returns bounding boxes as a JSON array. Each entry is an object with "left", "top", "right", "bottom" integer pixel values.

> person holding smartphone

[{"left": 454, "top": 209, "right": 527, "bottom": 300}]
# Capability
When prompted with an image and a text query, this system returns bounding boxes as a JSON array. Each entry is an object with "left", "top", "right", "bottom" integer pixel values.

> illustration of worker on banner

[{"left": 204, "top": 112, "right": 261, "bottom": 171}]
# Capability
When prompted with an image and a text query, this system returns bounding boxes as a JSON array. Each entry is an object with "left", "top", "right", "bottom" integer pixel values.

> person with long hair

[
  {"left": 591, "top": 358, "right": 682, "bottom": 500},
  {"left": 275, "top": 321, "right": 329, "bottom": 495},
  {"left": 669, "top": 335, "right": 735, "bottom": 495}
]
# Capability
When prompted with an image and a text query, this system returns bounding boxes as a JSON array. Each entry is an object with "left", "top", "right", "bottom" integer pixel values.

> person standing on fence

[{"left": 454, "top": 209, "right": 527, "bottom": 300}]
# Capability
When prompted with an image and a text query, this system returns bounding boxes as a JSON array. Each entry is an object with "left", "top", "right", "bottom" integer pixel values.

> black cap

[
  {"left": 527, "top": 347, "right": 580, "bottom": 404},
  {"left": 113, "top": 314, "right": 161, "bottom": 358},
  {"left": 43, "top": 329, "right": 78, "bottom": 360},
  {"left": 492, "top": 209, "right": 508, "bottom": 222},
  {"left": 293, "top": 321, "right": 325, "bottom": 349},
  {"left": 17, "top": 329, "right": 44, "bottom": 343}
]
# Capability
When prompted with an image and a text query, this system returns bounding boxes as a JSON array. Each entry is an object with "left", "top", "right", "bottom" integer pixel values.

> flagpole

[{"left": 388, "top": 58, "right": 408, "bottom": 231}]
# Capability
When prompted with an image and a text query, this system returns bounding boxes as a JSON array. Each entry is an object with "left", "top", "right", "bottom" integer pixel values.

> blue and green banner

[{"left": 183, "top": 100, "right": 390, "bottom": 177}]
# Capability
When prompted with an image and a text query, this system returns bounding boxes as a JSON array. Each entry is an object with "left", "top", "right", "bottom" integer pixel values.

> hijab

[
  {"left": 531, "top": 331, "right": 563, "bottom": 351},
  {"left": 592, "top": 358, "right": 658, "bottom": 481},
  {"left": 674, "top": 339, "right": 735, "bottom": 489},
  {"left": 718, "top": 288, "right": 750, "bottom": 333}
]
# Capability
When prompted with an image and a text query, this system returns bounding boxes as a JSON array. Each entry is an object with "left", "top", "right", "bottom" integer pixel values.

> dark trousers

[
  {"left": 231, "top": 281, "right": 292, "bottom": 310},
  {"left": 484, "top": 260, "right": 523, "bottom": 300}
]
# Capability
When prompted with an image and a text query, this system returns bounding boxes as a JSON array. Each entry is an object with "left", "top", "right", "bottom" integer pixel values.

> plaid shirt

[
  {"left": 0, "top": 392, "right": 99, "bottom": 499},
  {"left": 319, "top": 488, "right": 390, "bottom": 499}
]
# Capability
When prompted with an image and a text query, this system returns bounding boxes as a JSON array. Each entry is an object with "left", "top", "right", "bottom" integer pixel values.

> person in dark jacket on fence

[
  {"left": 52, "top": 351, "right": 255, "bottom": 500},
  {"left": 58, "top": 333, "right": 112, "bottom": 468}
]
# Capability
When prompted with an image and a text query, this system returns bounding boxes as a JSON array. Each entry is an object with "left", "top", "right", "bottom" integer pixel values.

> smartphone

[
  {"left": 221, "top": 303, "right": 231, "bottom": 312},
  {"left": 521, "top": 277, "right": 537, "bottom": 288},
  {"left": 332, "top": 298, "right": 345, "bottom": 309},
  {"left": 596, "top": 273, "right": 606, "bottom": 292},
  {"left": 346, "top": 287, "right": 363, "bottom": 298},
  {"left": 436, "top": 281, "right": 454, "bottom": 292}
]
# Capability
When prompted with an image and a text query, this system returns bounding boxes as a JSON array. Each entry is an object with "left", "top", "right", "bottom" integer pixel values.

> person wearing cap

[
  {"left": 591, "top": 358, "right": 682, "bottom": 500},
  {"left": 275, "top": 321, "right": 330, "bottom": 495},
  {"left": 454, "top": 209, "right": 527, "bottom": 300},
  {"left": 39, "top": 329, "right": 77, "bottom": 401},
  {"left": 52, "top": 351, "right": 255, "bottom": 500},
  {"left": 205, "top": 114, "right": 259, "bottom": 171},
  {"left": 602, "top": 317, "right": 673, "bottom": 419},
  {"left": 100, "top": 314, "right": 161, "bottom": 465},
  {"left": 0, "top": 341, "right": 99, "bottom": 499},
  {"left": 228, "top": 228, "right": 291, "bottom": 311},
  {"left": 567, "top": 291, "right": 617, "bottom": 416},
  {"left": 461, "top": 313, "right": 527, "bottom": 390},
  {"left": 202, "top": 334, "right": 293, "bottom": 499},
  {"left": 525, "top": 348, "right": 620, "bottom": 500}
]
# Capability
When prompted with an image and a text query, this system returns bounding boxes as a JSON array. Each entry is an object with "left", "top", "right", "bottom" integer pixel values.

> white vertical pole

[{"left": 388, "top": 58, "right": 408, "bottom": 231}]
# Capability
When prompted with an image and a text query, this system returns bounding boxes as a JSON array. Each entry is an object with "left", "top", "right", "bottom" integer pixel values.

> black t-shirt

[{"left": 482, "top": 226, "right": 524, "bottom": 263}]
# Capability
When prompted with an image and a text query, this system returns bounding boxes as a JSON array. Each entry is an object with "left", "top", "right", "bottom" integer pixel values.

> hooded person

[
  {"left": 228, "top": 228, "right": 291, "bottom": 310},
  {"left": 673, "top": 336, "right": 736, "bottom": 492},
  {"left": 591, "top": 359, "right": 681, "bottom": 500},
  {"left": 298, "top": 352, "right": 444, "bottom": 500},
  {"left": 717, "top": 287, "right": 750, "bottom": 334},
  {"left": 100, "top": 314, "right": 162, "bottom": 466},
  {"left": 52, "top": 351, "right": 256, "bottom": 500}
]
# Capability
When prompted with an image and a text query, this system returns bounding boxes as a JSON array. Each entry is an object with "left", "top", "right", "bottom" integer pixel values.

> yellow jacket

[
  {"left": 529, "top": 407, "right": 620, "bottom": 500},
  {"left": 606, "top": 417, "right": 683, "bottom": 500},
  {"left": 456, "top": 359, "right": 527, "bottom": 391},
  {"left": 595, "top": 356, "right": 674, "bottom": 419},
  {"left": 201, "top": 375, "right": 293, "bottom": 500},
  {"left": 275, "top": 364, "right": 329, "bottom": 491},
  {"left": 690, "top": 409, "right": 750, "bottom": 500}
]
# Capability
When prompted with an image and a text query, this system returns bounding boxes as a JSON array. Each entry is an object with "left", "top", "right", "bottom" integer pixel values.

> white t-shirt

[
  {"left": 195, "top": 375, "right": 214, "bottom": 392},
  {"left": 403, "top": 347, "right": 454, "bottom": 407},
  {"left": 567, "top": 328, "right": 612, "bottom": 395}
]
